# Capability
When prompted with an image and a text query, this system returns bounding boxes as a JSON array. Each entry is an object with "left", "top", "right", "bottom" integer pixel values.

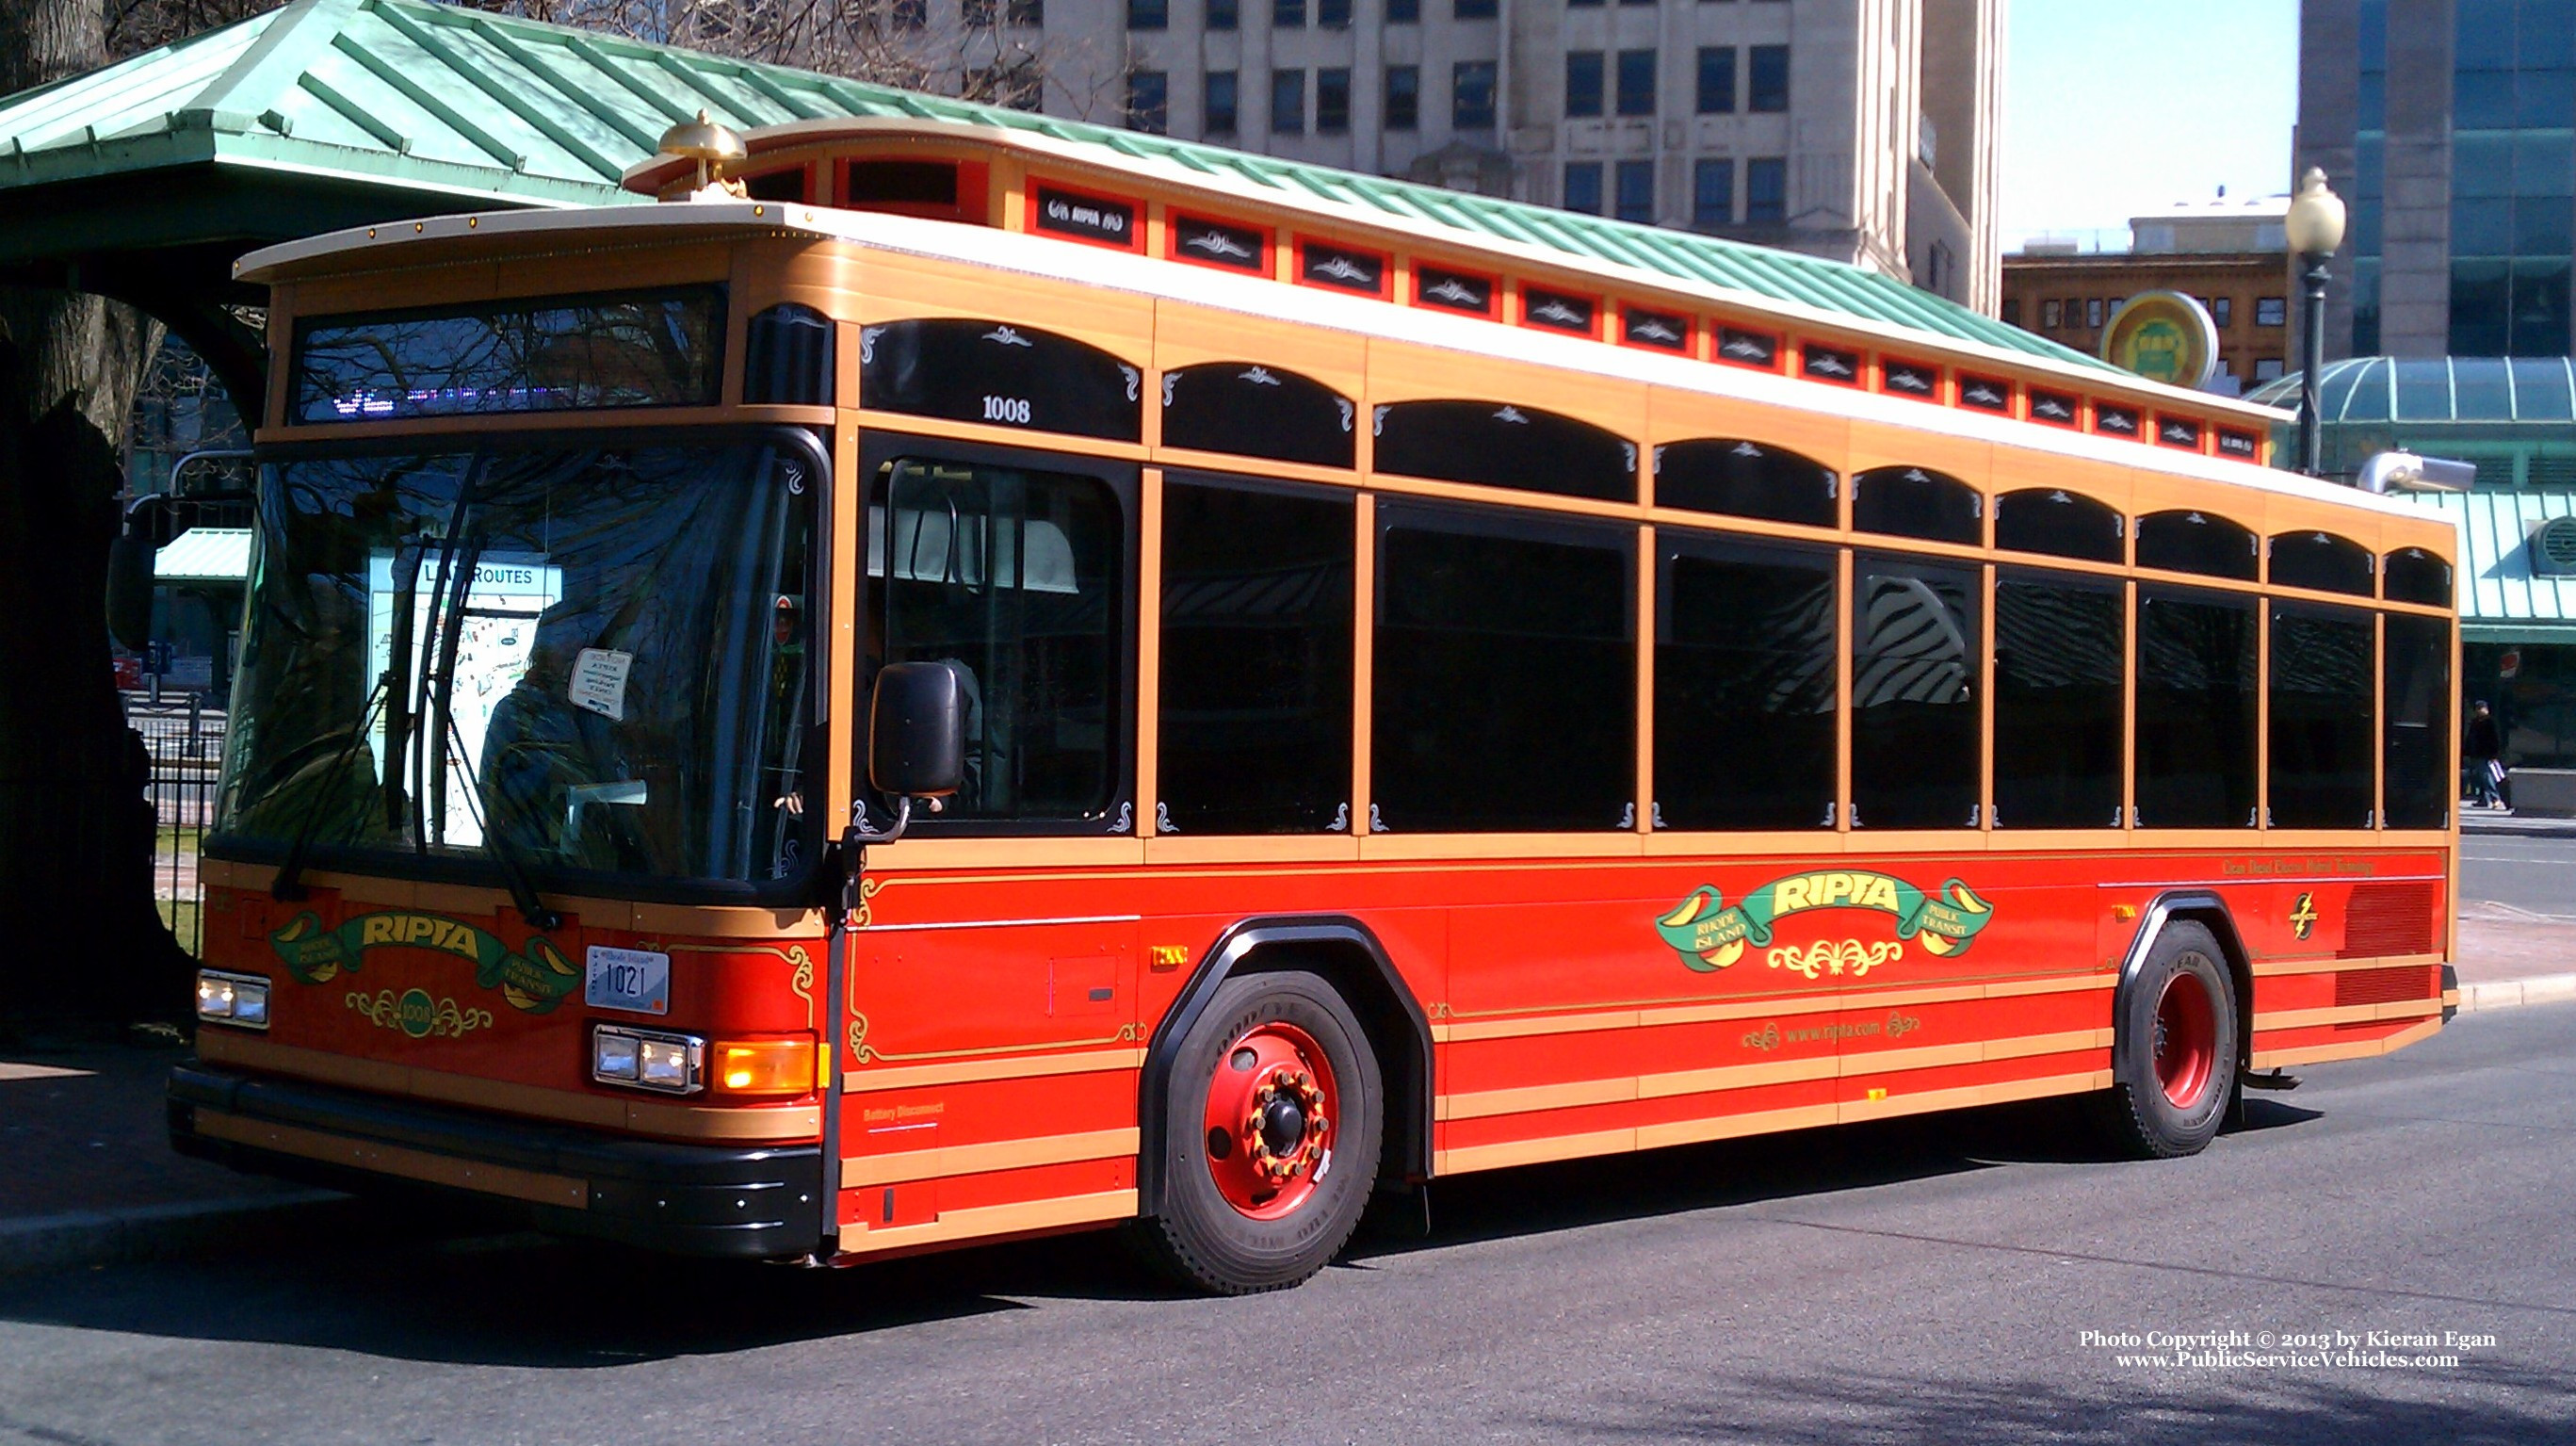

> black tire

[
  {"left": 2100, "top": 921, "right": 2240, "bottom": 1160},
  {"left": 1135, "top": 969, "right": 1383, "bottom": 1294}
]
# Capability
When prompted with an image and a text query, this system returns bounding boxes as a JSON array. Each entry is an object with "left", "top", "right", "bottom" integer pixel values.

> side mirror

[
  {"left": 105, "top": 528, "right": 160, "bottom": 653},
  {"left": 867, "top": 661, "right": 965, "bottom": 801}
]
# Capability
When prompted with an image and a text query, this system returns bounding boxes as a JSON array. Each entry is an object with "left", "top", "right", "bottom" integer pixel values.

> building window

[
  {"left": 1008, "top": 0, "right": 1042, "bottom": 24},
  {"left": 1319, "top": 0, "right": 1350, "bottom": 24},
  {"left": 1272, "top": 69, "right": 1305, "bottom": 134},
  {"left": 1749, "top": 44, "right": 1790, "bottom": 111},
  {"left": 1205, "top": 71, "right": 1239, "bottom": 135},
  {"left": 1696, "top": 47, "right": 1737, "bottom": 113},
  {"left": 1569, "top": 0, "right": 1603, "bottom": 8},
  {"left": 1615, "top": 159, "right": 1654, "bottom": 222},
  {"left": 1126, "top": 71, "right": 1168, "bottom": 133},
  {"left": 2256, "top": 296, "right": 2286, "bottom": 326},
  {"left": 1385, "top": 66, "right": 1419, "bottom": 129},
  {"left": 2086, "top": 298, "right": 2103, "bottom": 329},
  {"left": 1274, "top": 0, "right": 1304, "bottom": 26},
  {"left": 1208, "top": 0, "right": 1239, "bottom": 27},
  {"left": 1926, "top": 240, "right": 1952, "bottom": 295},
  {"left": 1616, "top": 49, "right": 1657, "bottom": 117},
  {"left": 2041, "top": 299, "right": 2062, "bottom": 329},
  {"left": 1564, "top": 161, "right": 1604, "bottom": 214},
  {"left": 2253, "top": 357, "right": 2284, "bottom": 381},
  {"left": 2001, "top": 298, "right": 2020, "bottom": 326},
  {"left": 1387, "top": 0, "right": 1418, "bottom": 17},
  {"left": 2208, "top": 296, "right": 2231, "bottom": 327},
  {"left": 1455, "top": 0, "right": 1496, "bottom": 16},
  {"left": 1317, "top": 67, "right": 1351, "bottom": 133},
  {"left": 1454, "top": 60, "right": 1498, "bottom": 129},
  {"left": 1693, "top": 157, "right": 1733, "bottom": 225},
  {"left": 1127, "top": 0, "right": 1166, "bottom": 25},
  {"left": 1745, "top": 156, "right": 1785, "bottom": 224},
  {"left": 1566, "top": 52, "right": 1604, "bottom": 118}
]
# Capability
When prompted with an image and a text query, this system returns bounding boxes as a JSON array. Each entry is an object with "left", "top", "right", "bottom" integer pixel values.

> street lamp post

[{"left": 2284, "top": 168, "right": 2348, "bottom": 478}]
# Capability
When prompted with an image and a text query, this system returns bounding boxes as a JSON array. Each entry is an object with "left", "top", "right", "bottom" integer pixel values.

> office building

[
  {"left": 2002, "top": 194, "right": 2294, "bottom": 396},
  {"left": 1024, "top": 0, "right": 2003, "bottom": 310},
  {"left": 2294, "top": 0, "right": 2574, "bottom": 358}
]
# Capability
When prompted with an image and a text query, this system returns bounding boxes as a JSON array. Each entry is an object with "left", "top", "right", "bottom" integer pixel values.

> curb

[
  {"left": 2456, "top": 972, "right": 2576, "bottom": 1014},
  {"left": 0, "top": 1191, "right": 347, "bottom": 1281}
]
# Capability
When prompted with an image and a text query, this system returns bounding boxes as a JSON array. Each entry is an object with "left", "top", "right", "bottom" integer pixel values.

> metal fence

[{"left": 126, "top": 692, "right": 226, "bottom": 958}]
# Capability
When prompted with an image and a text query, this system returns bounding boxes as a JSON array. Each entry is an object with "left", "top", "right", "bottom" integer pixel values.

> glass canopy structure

[{"left": 2248, "top": 355, "right": 2576, "bottom": 485}]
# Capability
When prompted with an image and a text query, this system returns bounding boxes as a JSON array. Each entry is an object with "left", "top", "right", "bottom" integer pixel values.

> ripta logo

[
  {"left": 1654, "top": 870, "right": 1995, "bottom": 974},
  {"left": 267, "top": 911, "right": 580, "bottom": 1015}
]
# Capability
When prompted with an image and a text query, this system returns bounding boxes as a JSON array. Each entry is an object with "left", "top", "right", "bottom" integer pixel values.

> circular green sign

[
  {"left": 396, "top": 987, "right": 436, "bottom": 1039},
  {"left": 2101, "top": 290, "right": 2219, "bottom": 389}
]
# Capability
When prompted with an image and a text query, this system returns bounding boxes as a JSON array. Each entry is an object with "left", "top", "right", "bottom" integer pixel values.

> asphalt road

[
  {"left": 5, "top": 1006, "right": 2573, "bottom": 1446},
  {"left": 2461, "top": 831, "right": 2576, "bottom": 917}
]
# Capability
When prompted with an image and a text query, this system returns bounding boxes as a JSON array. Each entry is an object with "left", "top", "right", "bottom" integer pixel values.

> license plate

[{"left": 585, "top": 946, "right": 671, "bottom": 1015}]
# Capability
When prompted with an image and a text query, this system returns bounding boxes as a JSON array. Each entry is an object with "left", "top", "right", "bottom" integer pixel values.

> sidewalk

[
  {"left": 0, "top": 1032, "right": 344, "bottom": 1279},
  {"left": 2455, "top": 901, "right": 2576, "bottom": 1011}
]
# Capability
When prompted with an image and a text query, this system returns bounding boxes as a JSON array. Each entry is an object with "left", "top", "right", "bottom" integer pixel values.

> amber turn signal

[{"left": 708, "top": 1036, "right": 818, "bottom": 1096}]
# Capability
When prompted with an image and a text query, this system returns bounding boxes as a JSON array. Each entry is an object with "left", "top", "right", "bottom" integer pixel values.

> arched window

[
  {"left": 1160, "top": 362, "right": 1355, "bottom": 468},
  {"left": 2383, "top": 546, "right": 2454, "bottom": 607},
  {"left": 2135, "top": 509, "right": 2259, "bottom": 580},
  {"left": 1994, "top": 487, "right": 2123, "bottom": 562},
  {"left": 2268, "top": 530, "right": 2373, "bottom": 595},
  {"left": 1370, "top": 399, "right": 1636, "bottom": 502},
  {"left": 859, "top": 318, "right": 1142, "bottom": 442},
  {"left": 1654, "top": 439, "right": 1837, "bottom": 527},
  {"left": 1854, "top": 466, "right": 1981, "bottom": 544},
  {"left": 744, "top": 303, "right": 834, "bottom": 406}
]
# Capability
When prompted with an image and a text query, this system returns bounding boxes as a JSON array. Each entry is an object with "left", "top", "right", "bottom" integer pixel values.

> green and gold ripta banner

[
  {"left": 267, "top": 911, "right": 579, "bottom": 1014},
  {"left": 1655, "top": 870, "right": 1995, "bottom": 973}
]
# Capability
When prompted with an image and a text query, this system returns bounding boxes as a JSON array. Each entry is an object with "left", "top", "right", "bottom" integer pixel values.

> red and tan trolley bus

[{"left": 173, "top": 115, "right": 2461, "bottom": 1293}]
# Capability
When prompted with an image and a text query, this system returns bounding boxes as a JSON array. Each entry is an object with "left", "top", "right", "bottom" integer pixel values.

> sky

[{"left": 2001, "top": 0, "right": 2301, "bottom": 250}]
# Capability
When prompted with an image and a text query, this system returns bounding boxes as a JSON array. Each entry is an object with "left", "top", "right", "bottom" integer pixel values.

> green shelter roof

[
  {"left": 0, "top": 0, "right": 2112, "bottom": 372},
  {"left": 2402, "top": 491, "right": 2576, "bottom": 640},
  {"left": 2249, "top": 357, "right": 2576, "bottom": 425}
]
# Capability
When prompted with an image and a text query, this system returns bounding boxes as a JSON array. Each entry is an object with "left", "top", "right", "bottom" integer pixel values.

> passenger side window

[
  {"left": 1994, "top": 570, "right": 2123, "bottom": 827},
  {"left": 2269, "top": 604, "right": 2375, "bottom": 828},
  {"left": 1851, "top": 555, "right": 1981, "bottom": 828},
  {"left": 866, "top": 457, "right": 1127, "bottom": 827},
  {"left": 2135, "top": 587, "right": 2259, "bottom": 827},
  {"left": 1158, "top": 477, "right": 1354, "bottom": 834},
  {"left": 1373, "top": 503, "right": 1633, "bottom": 831},
  {"left": 2383, "top": 613, "right": 2451, "bottom": 829},
  {"left": 1656, "top": 536, "right": 1836, "bottom": 829}
]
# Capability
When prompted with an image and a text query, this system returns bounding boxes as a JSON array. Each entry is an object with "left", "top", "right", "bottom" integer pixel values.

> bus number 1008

[{"left": 981, "top": 395, "right": 1032, "bottom": 425}]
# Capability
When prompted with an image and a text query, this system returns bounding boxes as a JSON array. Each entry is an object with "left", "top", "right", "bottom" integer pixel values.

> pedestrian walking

[{"left": 2465, "top": 700, "right": 2505, "bottom": 809}]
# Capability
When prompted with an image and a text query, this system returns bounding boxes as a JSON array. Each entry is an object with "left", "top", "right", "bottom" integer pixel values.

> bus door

[{"left": 837, "top": 432, "right": 1142, "bottom": 1237}]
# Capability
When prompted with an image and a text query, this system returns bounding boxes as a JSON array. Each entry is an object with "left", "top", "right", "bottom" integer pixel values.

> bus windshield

[{"left": 214, "top": 436, "right": 818, "bottom": 895}]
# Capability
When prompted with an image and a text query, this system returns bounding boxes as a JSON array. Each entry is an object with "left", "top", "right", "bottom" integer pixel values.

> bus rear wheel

[
  {"left": 2102, "top": 921, "right": 2239, "bottom": 1159},
  {"left": 1138, "top": 969, "right": 1383, "bottom": 1294}
]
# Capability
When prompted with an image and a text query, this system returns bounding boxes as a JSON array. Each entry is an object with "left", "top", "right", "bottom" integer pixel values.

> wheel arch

[
  {"left": 2113, "top": 891, "right": 2255, "bottom": 1081},
  {"left": 1137, "top": 916, "right": 1434, "bottom": 1217}
]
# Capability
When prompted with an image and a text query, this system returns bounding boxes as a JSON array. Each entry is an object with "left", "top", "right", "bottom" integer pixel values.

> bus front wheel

[
  {"left": 1138, "top": 969, "right": 1383, "bottom": 1294},
  {"left": 2101, "top": 921, "right": 2239, "bottom": 1159}
]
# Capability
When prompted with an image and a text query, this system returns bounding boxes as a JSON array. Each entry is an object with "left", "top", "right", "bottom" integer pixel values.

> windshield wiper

[
  {"left": 433, "top": 703, "right": 562, "bottom": 933},
  {"left": 273, "top": 544, "right": 427, "bottom": 902}
]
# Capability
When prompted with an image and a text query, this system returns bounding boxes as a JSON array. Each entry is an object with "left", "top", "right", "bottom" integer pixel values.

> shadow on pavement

[
  {"left": 1521, "top": 1363, "right": 2576, "bottom": 1446},
  {"left": 0, "top": 1091, "right": 2328, "bottom": 1367}
]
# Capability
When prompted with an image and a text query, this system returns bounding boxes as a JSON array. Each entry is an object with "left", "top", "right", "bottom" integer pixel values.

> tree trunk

[{"left": 0, "top": 0, "right": 191, "bottom": 1027}]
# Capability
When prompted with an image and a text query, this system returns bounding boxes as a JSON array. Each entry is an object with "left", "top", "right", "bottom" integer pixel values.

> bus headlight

[
  {"left": 196, "top": 969, "right": 270, "bottom": 1031},
  {"left": 593, "top": 1025, "right": 701, "bottom": 1095}
]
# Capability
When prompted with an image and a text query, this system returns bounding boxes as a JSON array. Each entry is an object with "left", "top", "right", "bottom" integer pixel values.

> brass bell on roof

[{"left": 657, "top": 110, "right": 747, "bottom": 192}]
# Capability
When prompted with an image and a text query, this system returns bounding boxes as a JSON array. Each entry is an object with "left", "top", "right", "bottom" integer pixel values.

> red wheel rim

[
  {"left": 1202, "top": 1021, "right": 1337, "bottom": 1220},
  {"left": 2153, "top": 967, "right": 2218, "bottom": 1111}
]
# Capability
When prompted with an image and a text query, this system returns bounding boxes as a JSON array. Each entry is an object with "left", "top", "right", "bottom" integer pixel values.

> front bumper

[{"left": 170, "top": 1061, "right": 825, "bottom": 1259}]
